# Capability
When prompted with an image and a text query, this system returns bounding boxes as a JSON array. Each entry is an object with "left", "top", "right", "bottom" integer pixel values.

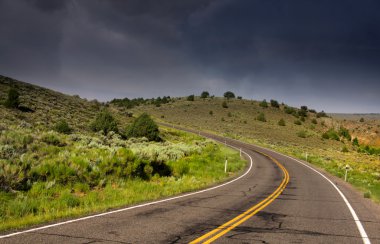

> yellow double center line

[{"left": 190, "top": 151, "right": 290, "bottom": 243}]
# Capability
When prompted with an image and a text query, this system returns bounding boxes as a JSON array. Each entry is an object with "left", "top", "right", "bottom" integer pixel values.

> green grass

[{"left": 0, "top": 141, "right": 245, "bottom": 231}]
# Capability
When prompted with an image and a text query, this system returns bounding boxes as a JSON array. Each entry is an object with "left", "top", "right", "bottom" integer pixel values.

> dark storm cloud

[{"left": 0, "top": 0, "right": 379, "bottom": 112}]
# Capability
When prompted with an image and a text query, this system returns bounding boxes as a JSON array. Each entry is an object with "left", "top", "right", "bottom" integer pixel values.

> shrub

[
  {"left": 300, "top": 116, "right": 306, "bottom": 122},
  {"left": 228, "top": 112, "right": 232, "bottom": 117},
  {"left": 278, "top": 118, "right": 286, "bottom": 126},
  {"left": 309, "top": 109, "right": 317, "bottom": 113},
  {"left": 42, "top": 133, "right": 62, "bottom": 146},
  {"left": 223, "top": 91, "right": 235, "bottom": 99},
  {"left": 222, "top": 101, "right": 228, "bottom": 108},
  {"left": 359, "top": 117, "right": 364, "bottom": 122},
  {"left": 311, "top": 118, "right": 318, "bottom": 124},
  {"left": 237, "top": 96, "right": 242, "bottom": 99},
  {"left": 284, "top": 106, "right": 296, "bottom": 115},
  {"left": 90, "top": 110, "right": 118, "bottom": 134},
  {"left": 300, "top": 106, "right": 308, "bottom": 111},
  {"left": 322, "top": 129, "right": 340, "bottom": 141},
  {"left": 270, "top": 99, "right": 279, "bottom": 108},
  {"left": 338, "top": 127, "right": 351, "bottom": 141},
  {"left": 297, "top": 130, "right": 307, "bottom": 138},
  {"left": 259, "top": 99, "right": 268, "bottom": 108},
  {"left": 342, "top": 146, "right": 349, "bottom": 152},
  {"left": 200, "top": 91, "right": 209, "bottom": 98},
  {"left": 126, "top": 113, "right": 160, "bottom": 141},
  {"left": 187, "top": 95, "right": 195, "bottom": 101},
  {"left": 256, "top": 113, "right": 266, "bottom": 122},
  {"left": 209, "top": 110, "right": 213, "bottom": 115},
  {"left": 298, "top": 109, "right": 308, "bottom": 117},
  {"left": 4, "top": 88, "right": 20, "bottom": 109},
  {"left": 54, "top": 120, "right": 72, "bottom": 134},
  {"left": 352, "top": 137, "right": 359, "bottom": 147},
  {"left": 317, "top": 111, "right": 327, "bottom": 118},
  {"left": 294, "top": 120, "right": 302, "bottom": 125}
]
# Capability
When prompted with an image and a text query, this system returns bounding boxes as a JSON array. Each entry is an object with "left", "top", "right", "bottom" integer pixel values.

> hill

[
  {"left": 112, "top": 95, "right": 380, "bottom": 202},
  {"left": 0, "top": 76, "right": 245, "bottom": 231}
]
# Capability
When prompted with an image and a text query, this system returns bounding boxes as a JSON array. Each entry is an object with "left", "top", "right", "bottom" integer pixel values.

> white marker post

[
  {"left": 305, "top": 152, "right": 308, "bottom": 162},
  {"left": 345, "top": 164, "right": 350, "bottom": 182},
  {"left": 240, "top": 148, "right": 242, "bottom": 157},
  {"left": 224, "top": 157, "right": 228, "bottom": 173}
]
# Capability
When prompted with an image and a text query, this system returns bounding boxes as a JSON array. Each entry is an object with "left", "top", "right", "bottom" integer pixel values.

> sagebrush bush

[
  {"left": 126, "top": 113, "right": 160, "bottom": 141},
  {"left": 222, "top": 101, "right": 228, "bottom": 108}
]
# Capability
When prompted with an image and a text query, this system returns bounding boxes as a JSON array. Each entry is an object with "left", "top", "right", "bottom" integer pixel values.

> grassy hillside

[
  {"left": 0, "top": 76, "right": 246, "bottom": 231},
  {"left": 330, "top": 113, "right": 380, "bottom": 147},
  {"left": 121, "top": 95, "right": 380, "bottom": 202}
]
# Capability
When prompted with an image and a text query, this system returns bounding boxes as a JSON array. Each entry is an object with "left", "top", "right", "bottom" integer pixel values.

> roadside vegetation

[{"left": 0, "top": 76, "right": 246, "bottom": 231}]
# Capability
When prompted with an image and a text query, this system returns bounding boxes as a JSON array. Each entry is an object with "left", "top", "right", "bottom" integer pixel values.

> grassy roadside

[
  {"left": 218, "top": 132, "right": 380, "bottom": 203},
  {"left": 0, "top": 128, "right": 246, "bottom": 232}
]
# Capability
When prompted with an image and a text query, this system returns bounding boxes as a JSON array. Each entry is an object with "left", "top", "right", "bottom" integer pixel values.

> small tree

[
  {"left": 200, "top": 91, "right": 209, "bottom": 99},
  {"left": 224, "top": 91, "right": 235, "bottom": 99},
  {"left": 222, "top": 101, "right": 228, "bottom": 108},
  {"left": 259, "top": 99, "right": 268, "bottom": 108},
  {"left": 90, "top": 110, "right": 118, "bottom": 134},
  {"left": 5, "top": 88, "right": 20, "bottom": 108},
  {"left": 126, "top": 113, "right": 160, "bottom": 141},
  {"left": 359, "top": 117, "right": 364, "bottom": 122},
  {"left": 54, "top": 120, "right": 72, "bottom": 134},
  {"left": 278, "top": 118, "right": 286, "bottom": 126},
  {"left": 187, "top": 95, "right": 195, "bottom": 101},
  {"left": 270, "top": 99, "right": 280, "bottom": 108},
  {"left": 311, "top": 118, "right": 318, "bottom": 124}
]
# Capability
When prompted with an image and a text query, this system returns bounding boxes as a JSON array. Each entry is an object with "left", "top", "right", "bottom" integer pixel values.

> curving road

[{"left": 1, "top": 126, "right": 380, "bottom": 243}]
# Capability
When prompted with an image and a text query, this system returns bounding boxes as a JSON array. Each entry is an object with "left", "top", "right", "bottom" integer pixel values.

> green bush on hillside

[
  {"left": 256, "top": 112, "right": 266, "bottom": 122},
  {"left": 223, "top": 91, "right": 235, "bottom": 99},
  {"left": 4, "top": 88, "right": 20, "bottom": 109},
  {"left": 294, "top": 120, "right": 302, "bottom": 125},
  {"left": 259, "top": 99, "right": 268, "bottom": 108},
  {"left": 222, "top": 101, "right": 228, "bottom": 108},
  {"left": 270, "top": 99, "right": 280, "bottom": 108},
  {"left": 278, "top": 118, "right": 286, "bottom": 126},
  {"left": 54, "top": 120, "right": 72, "bottom": 134},
  {"left": 187, "top": 95, "right": 195, "bottom": 101},
  {"left": 126, "top": 113, "right": 160, "bottom": 141},
  {"left": 352, "top": 137, "right": 359, "bottom": 147},
  {"left": 90, "top": 110, "right": 118, "bottom": 134},
  {"left": 200, "top": 91, "right": 209, "bottom": 98},
  {"left": 322, "top": 129, "right": 340, "bottom": 141},
  {"left": 338, "top": 127, "right": 351, "bottom": 141}
]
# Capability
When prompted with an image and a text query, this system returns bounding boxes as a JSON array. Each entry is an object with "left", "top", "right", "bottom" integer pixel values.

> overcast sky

[{"left": 1, "top": 0, "right": 379, "bottom": 113}]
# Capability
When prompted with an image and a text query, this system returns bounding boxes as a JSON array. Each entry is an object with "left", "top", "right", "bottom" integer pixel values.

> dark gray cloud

[{"left": 0, "top": 0, "right": 379, "bottom": 112}]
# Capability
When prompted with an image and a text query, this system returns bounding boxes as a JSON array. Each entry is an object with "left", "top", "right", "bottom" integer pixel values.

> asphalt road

[{"left": 1, "top": 126, "right": 380, "bottom": 243}]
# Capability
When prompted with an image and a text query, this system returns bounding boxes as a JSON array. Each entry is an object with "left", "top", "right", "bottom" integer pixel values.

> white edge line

[
  {"left": 225, "top": 137, "right": 371, "bottom": 244},
  {"left": 0, "top": 140, "right": 253, "bottom": 239}
]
